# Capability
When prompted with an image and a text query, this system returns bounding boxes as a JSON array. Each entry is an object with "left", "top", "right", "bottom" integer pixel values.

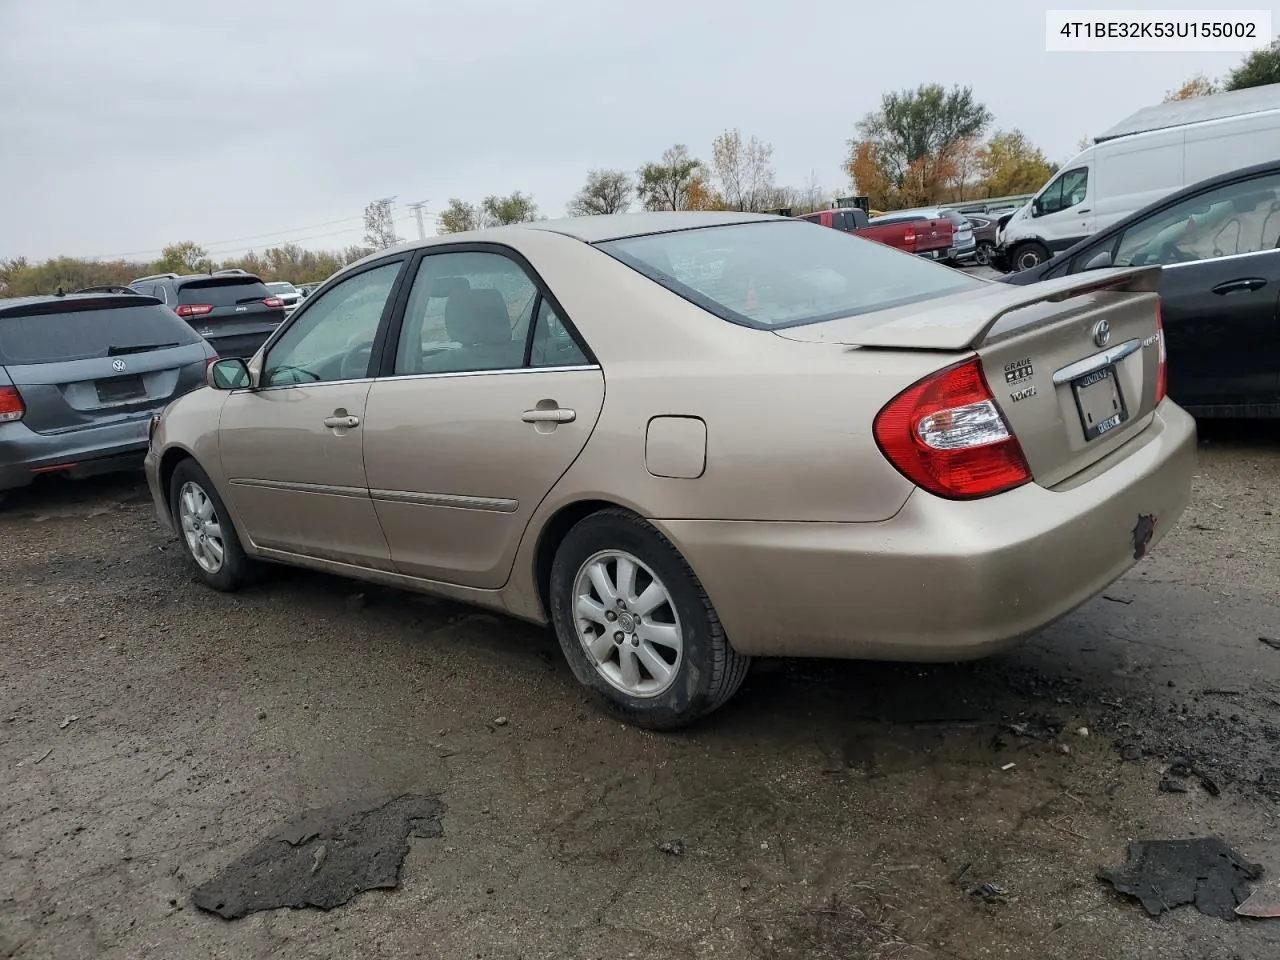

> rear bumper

[
  {"left": 655, "top": 401, "right": 1197, "bottom": 661},
  {"left": 0, "top": 416, "right": 152, "bottom": 492}
]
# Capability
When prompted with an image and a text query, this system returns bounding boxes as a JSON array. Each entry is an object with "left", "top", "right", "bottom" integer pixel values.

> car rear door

[
  {"left": 216, "top": 259, "right": 407, "bottom": 566},
  {"left": 174, "top": 276, "right": 286, "bottom": 360},
  {"left": 361, "top": 247, "right": 604, "bottom": 589},
  {"left": 0, "top": 297, "right": 211, "bottom": 436}
]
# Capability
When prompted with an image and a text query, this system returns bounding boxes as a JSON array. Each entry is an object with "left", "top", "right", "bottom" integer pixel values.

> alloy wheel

[{"left": 178, "top": 481, "right": 225, "bottom": 574}]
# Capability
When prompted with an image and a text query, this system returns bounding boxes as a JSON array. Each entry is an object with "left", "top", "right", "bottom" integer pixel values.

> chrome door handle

[
  {"left": 521, "top": 408, "right": 575, "bottom": 424},
  {"left": 323, "top": 415, "right": 360, "bottom": 429}
]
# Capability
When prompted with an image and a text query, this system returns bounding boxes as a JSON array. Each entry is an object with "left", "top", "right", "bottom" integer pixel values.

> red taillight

[
  {"left": 903, "top": 228, "right": 916, "bottom": 250},
  {"left": 873, "top": 357, "right": 1032, "bottom": 500},
  {"left": 0, "top": 385, "right": 24, "bottom": 423},
  {"left": 263, "top": 296, "right": 283, "bottom": 308},
  {"left": 175, "top": 304, "right": 214, "bottom": 317},
  {"left": 1154, "top": 299, "right": 1167, "bottom": 404}
]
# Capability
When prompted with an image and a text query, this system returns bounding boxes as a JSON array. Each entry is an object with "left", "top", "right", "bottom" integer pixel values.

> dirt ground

[{"left": 2, "top": 421, "right": 1279, "bottom": 960}]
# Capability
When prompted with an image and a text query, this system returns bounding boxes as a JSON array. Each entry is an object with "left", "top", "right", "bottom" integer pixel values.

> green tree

[
  {"left": 978, "top": 130, "right": 1057, "bottom": 198},
  {"left": 436, "top": 198, "right": 481, "bottom": 234},
  {"left": 362, "top": 198, "right": 400, "bottom": 249},
  {"left": 636, "top": 144, "right": 705, "bottom": 211},
  {"left": 153, "top": 241, "right": 210, "bottom": 274},
  {"left": 851, "top": 84, "right": 993, "bottom": 187},
  {"left": 567, "top": 169, "right": 633, "bottom": 216},
  {"left": 481, "top": 191, "right": 539, "bottom": 225},
  {"left": 1226, "top": 36, "right": 1280, "bottom": 90},
  {"left": 1164, "top": 74, "right": 1219, "bottom": 101}
]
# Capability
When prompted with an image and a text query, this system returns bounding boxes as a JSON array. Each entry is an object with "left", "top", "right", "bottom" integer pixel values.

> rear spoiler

[{"left": 840, "top": 266, "right": 1162, "bottom": 352}]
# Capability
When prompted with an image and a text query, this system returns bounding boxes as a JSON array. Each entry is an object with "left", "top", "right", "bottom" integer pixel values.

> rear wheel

[
  {"left": 168, "top": 459, "right": 262, "bottom": 591},
  {"left": 548, "top": 509, "right": 750, "bottom": 730},
  {"left": 974, "top": 241, "right": 994, "bottom": 266},
  {"left": 1012, "top": 241, "right": 1050, "bottom": 272}
]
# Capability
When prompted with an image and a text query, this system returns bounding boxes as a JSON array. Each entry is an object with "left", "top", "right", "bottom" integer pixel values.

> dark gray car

[
  {"left": 128, "top": 271, "right": 287, "bottom": 359},
  {"left": 0, "top": 293, "right": 214, "bottom": 502}
]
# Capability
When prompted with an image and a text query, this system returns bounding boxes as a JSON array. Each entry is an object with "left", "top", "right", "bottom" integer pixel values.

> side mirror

[
  {"left": 1031, "top": 198, "right": 1044, "bottom": 217},
  {"left": 1083, "top": 250, "right": 1113, "bottom": 271},
  {"left": 208, "top": 357, "right": 253, "bottom": 390}
]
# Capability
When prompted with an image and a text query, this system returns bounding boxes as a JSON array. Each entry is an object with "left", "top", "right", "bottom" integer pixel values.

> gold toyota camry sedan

[{"left": 146, "top": 212, "right": 1196, "bottom": 728}]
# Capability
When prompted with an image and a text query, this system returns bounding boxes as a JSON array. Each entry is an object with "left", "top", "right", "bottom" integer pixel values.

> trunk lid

[
  {"left": 776, "top": 266, "right": 1167, "bottom": 487},
  {"left": 0, "top": 297, "right": 213, "bottom": 435}
]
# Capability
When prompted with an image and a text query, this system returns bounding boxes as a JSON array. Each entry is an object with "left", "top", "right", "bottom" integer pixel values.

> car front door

[
  {"left": 1035, "top": 165, "right": 1095, "bottom": 251},
  {"left": 1083, "top": 171, "right": 1280, "bottom": 410},
  {"left": 217, "top": 258, "right": 407, "bottom": 565},
  {"left": 361, "top": 246, "right": 604, "bottom": 589}
]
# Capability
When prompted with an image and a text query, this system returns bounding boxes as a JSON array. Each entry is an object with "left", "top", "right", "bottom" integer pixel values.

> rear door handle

[
  {"left": 323, "top": 415, "right": 360, "bottom": 429},
  {"left": 1212, "top": 278, "right": 1266, "bottom": 295},
  {"left": 521, "top": 408, "right": 575, "bottom": 423}
]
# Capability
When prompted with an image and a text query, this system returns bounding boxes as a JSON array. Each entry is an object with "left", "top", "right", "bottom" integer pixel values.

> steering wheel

[
  {"left": 1157, "top": 242, "right": 1198, "bottom": 265},
  {"left": 340, "top": 340, "right": 374, "bottom": 380}
]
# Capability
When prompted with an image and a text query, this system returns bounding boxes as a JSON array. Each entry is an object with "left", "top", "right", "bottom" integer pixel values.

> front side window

[
  {"left": 393, "top": 251, "right": 538, "bottom": 375},
  {"left": 262, "top": 261, "right": 401, "bottom": 386},
  {"left": 1038, "top": 167, "right": 1089, "bottom": 215},
  {"left": 599, "top": 220, "right": 982, "bottom": 330},
  {"left": 1108, "top": 172, "right": 1280, "bottom": 268}
]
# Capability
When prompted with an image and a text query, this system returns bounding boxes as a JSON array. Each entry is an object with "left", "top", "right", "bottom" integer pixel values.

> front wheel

[
  {"left": 548, "top": 509, "right": 750, "bottom": 730},
  {"left": 168, "top": 459, "right": 262, "bottom": 591},
  {"left": 974, "top": 242, "right": 994, "bottom": 266},
  {"left": 1011, "top": 241, "right": 1051, "bottom": 272}
]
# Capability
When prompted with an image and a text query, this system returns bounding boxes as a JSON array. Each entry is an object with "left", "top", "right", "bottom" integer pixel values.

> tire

[
  {"left": 974, "top": 242, "right": 994, "bottom": 266},
  {"left": 1011, "top": 241, "right": 1050, "bottom": 272},
  {"left": 168, "top": 458, "right": 262, "bottom": 591},
  {"left": 548, "top": 508, "right": 750, "bottom": 730}
]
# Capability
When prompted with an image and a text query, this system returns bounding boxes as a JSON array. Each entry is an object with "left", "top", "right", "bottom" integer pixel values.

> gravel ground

[{"left": 2, "top": 420, "right": 1279, "bottom": 960}]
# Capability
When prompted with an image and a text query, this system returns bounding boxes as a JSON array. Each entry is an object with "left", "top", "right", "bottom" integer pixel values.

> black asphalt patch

[
  {"left": 192, "top": 793, "right": 446, "bottom": 919},
  {"left": 1098, "top": 838, "right": 1263, "bottom": 921}
]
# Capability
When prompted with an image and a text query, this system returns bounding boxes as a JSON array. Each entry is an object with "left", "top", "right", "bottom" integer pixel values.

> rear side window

[
  {"left": 599, "top": 220, "right": 982, "bottom": 330},
  {"left": 0, "top": 304, "right": 201, "bottom": 364},
  {"left": 177, "top": 279, "right": 271, "bottom": 306}
]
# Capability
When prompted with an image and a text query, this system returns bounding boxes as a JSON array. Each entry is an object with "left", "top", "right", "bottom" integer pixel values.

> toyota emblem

[
  {"left": 1092, "top": 319, "right": 1111, "bottom": 348},
  {"left": 111, "top": 358, "right": 127, "bottom": 373}
]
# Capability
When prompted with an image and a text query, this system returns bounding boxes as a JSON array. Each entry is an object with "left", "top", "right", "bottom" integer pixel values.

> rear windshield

[
  {"left": 267, "top": 282, "right": 297, "bottom": 294},
  {"left": 598, "top": 221, "right": 982, "bottom": 330},
  {"left": 177, "top": 278, "right": 272, "bottom": 306},
  {"left": 945, "top": 211, "right": 969, "bottom": 226},
  {"left": 0, "top": 304, "right": 201, "bottom": 365}
]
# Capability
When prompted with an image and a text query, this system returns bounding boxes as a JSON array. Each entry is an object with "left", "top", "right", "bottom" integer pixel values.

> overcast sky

[{"left": 0, "top": 0, "right": 1271, "bottom": 261}]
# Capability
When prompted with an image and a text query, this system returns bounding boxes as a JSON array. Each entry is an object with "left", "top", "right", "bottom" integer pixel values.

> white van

[{"left": 997, "top": 83, "right": 1280, "bottom": 272}]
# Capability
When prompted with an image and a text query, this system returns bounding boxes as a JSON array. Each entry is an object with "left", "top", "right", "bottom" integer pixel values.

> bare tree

[
  {"left": 636, "top": 144, "right": 705, "bottom": 211},
  {"left": 711, "top": 129, "right": 776, "bottom": 211},
  {"left": 363, "top": 198, "right": 399, "bottom": 249},
  {"left": 568, "top": 170, "right": 633, "bottom": 216}
]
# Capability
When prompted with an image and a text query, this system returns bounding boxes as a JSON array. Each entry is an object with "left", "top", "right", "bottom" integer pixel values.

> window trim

[
  {"left": 373, "top": 241, "right": 598, "bottom": 380},
  {"left": 255, "top": 254, "right": 410, "bottom": 389},
  {"left": 1038, "top": 166, "right": 1089, "bottom": 216}
]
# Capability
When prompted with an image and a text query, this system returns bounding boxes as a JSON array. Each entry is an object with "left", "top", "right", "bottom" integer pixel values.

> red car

[{"left": 798, "top": 208, "right": 954, "bottom": 260}]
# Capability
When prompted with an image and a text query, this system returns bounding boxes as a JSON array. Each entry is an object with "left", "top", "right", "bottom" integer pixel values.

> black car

[
  {"left": 1001, "top": 160, "right": 1280, "bottom": 418},
  {"left": 128, "top": 270, "right": 287, "bottom": 359}
]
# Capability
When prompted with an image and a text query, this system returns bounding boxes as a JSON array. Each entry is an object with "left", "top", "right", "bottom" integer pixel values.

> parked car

[
  {"left": 997, "top": 82, "right": 1280, "bottom": 272},
  {"left": 799, "top": 208, "right": 955, "bottom": 260},
  {"left": 266, "top": 281, "right": 303, "bottom": 315},
  {"left": 74, "top": 284, "right": 141, "bottom": 295},
  {"left": 296, "top": 282, "right": 323, "bottom": 299},
  {"left": 128, "top": 271, "right": 287, "bottom": 359},
  {"left": 146, "top": 212, "right": 1194, "bottom": 729},
  {"left": 874, "top": 208, "right": 977, "bottom": 265},
  {"left": 964, "top": 213, "right": 999, "bottom": 265},
  {"left": 1001, "top": 159, "right": 1280, "bottom": 418},
  {"left": 0, "top": 292, "right": 215, "bottom": 504}
]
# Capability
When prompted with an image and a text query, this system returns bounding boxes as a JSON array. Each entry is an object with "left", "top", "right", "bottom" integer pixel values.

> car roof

[
  {"left": 1035, "top": 157, "right": 1280, "bottom": 270},
  {"left": 0, "top": 292, "right": 161, "bottom": 316}
]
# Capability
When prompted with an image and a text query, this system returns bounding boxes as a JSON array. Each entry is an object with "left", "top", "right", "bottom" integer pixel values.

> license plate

[
  {"left": 1072, "top": 365, "right": 1128, "bottom": 441},
  {"left": 96, "top": 375, "right": 145, "bottom": 403}
]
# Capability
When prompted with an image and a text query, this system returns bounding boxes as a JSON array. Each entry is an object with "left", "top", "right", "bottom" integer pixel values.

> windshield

[
  {"left": 0, "top": 303, "right": 200, "bottom": 364},
  {"left": 177, "top": 278, "right": 272, "bottom": 306},
  {"left": 598, "top": 221, "right": 982, "bottom": 329}
]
